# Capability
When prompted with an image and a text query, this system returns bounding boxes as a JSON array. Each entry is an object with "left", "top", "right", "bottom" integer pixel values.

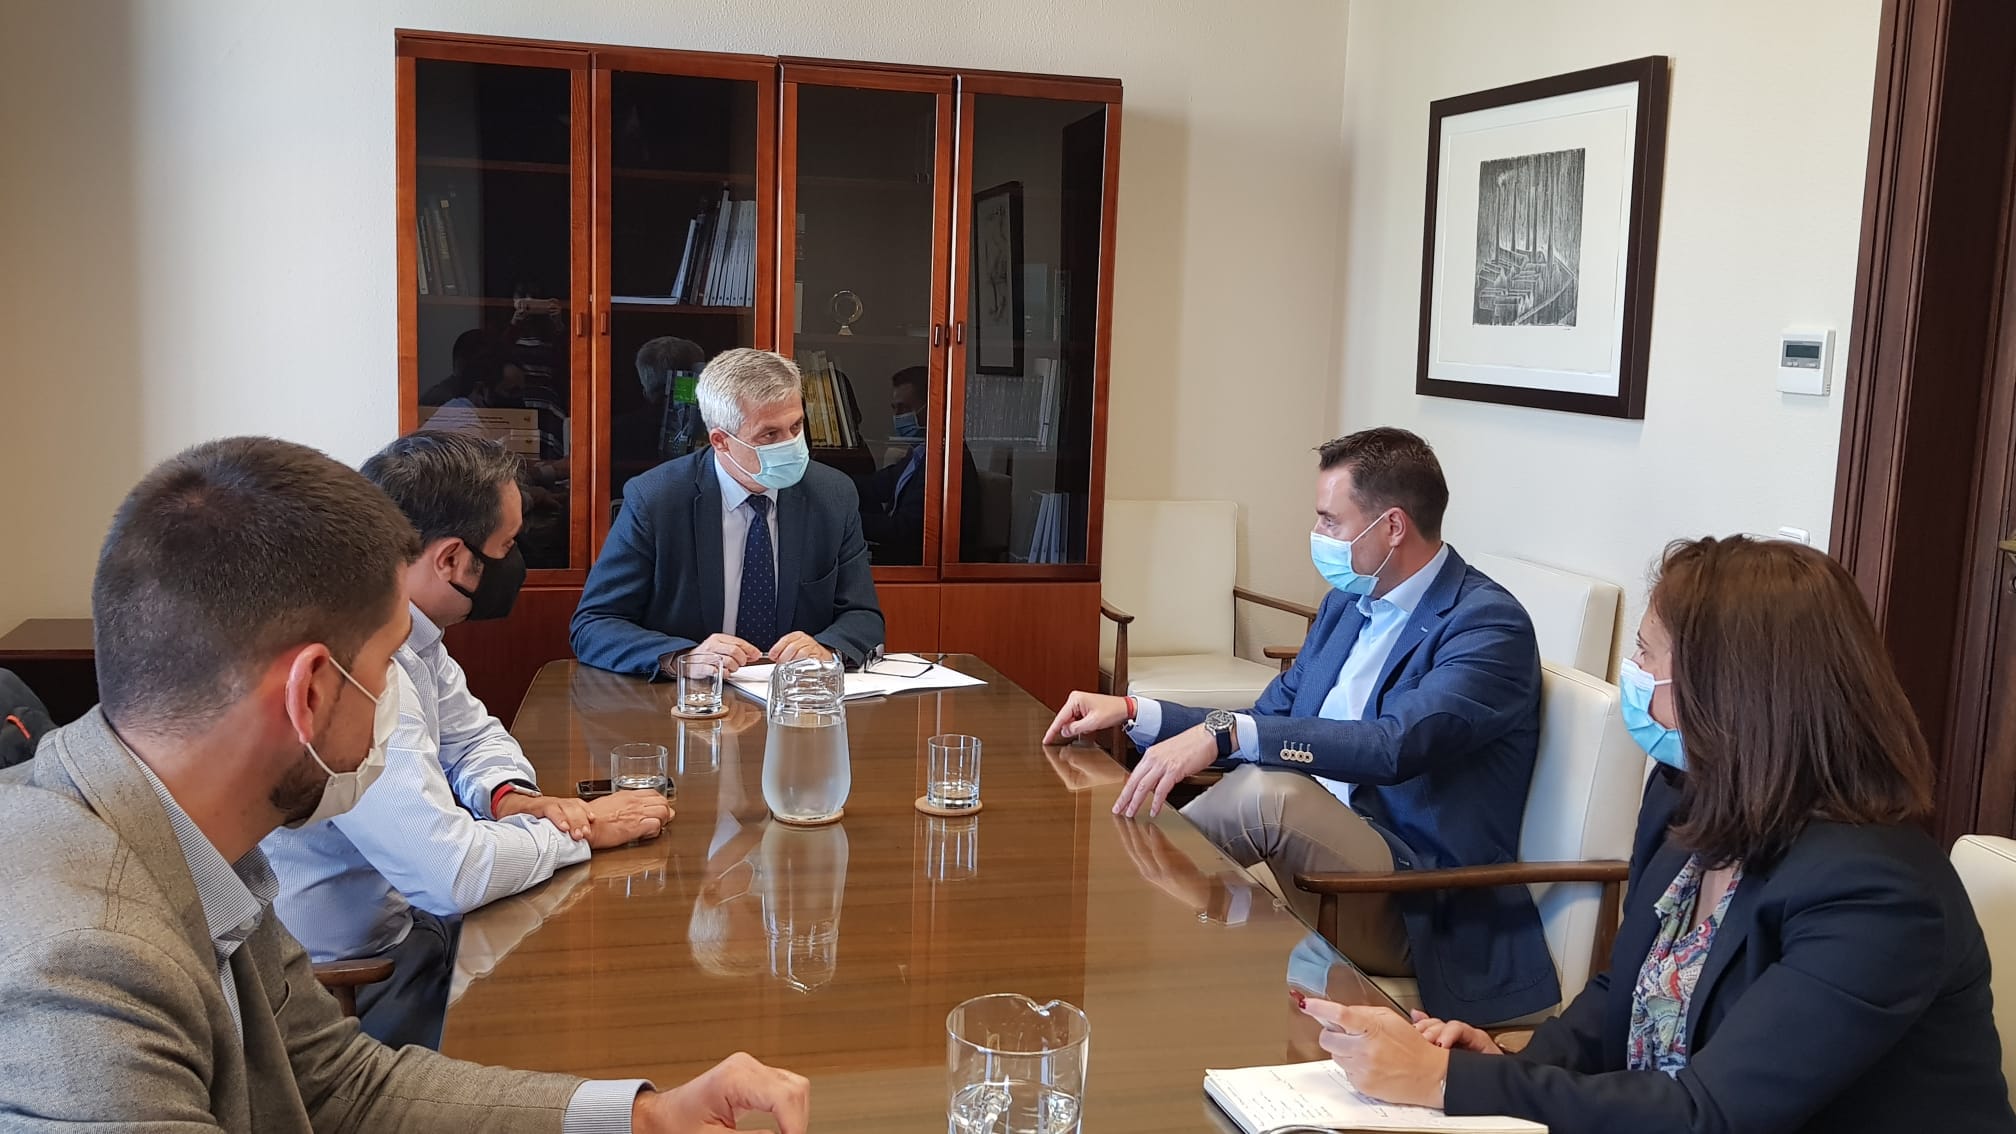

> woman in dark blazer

[{"left": 1302, "top": 535, "right": 2016, "bottom": 1134}]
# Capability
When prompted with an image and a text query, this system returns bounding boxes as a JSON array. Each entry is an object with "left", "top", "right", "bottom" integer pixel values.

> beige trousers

[{"left": 1182, "top": 763, "right": 1413, "bottom": 977}]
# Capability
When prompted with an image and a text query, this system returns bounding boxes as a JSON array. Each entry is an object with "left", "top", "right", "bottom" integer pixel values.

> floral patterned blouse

[{"left": 1627, "top": 854, "right": 1744, "bottom": 1076}]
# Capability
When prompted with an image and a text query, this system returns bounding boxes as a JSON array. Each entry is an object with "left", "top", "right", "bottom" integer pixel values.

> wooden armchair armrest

[
  {"left": 1233, "top": 586, "right": 1319, "bottom": 626},
  {"left": 1098, "top": 599, "right": 1134, "bottom": 746},
  {"left": 1262, "top": 644, "right": 1301, "bottom": 673},
  {"left": 1296, "top": 861, "right": 1631, "bottom": 978},
  {"left": 1294, "top": 860, "right": 1629, "bottom": 895},
  {"left": 313, "top": 957, "right": 395, "bottom": 1018}
]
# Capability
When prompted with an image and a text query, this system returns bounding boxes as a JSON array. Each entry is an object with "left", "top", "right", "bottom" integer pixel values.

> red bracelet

[
  {"left": 490, "top": 783, "right": 519, "bottom": 815},
  {"left": 1126, "top": 695, "right": 1138, "bottom": 721}
]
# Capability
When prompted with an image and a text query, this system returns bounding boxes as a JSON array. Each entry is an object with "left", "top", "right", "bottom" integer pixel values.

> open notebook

[{"left": 1204, "top": 1061, "right": 1545, "bottom": 1133}]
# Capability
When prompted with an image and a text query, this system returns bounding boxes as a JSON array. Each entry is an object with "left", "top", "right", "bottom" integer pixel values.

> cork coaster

[
  {"left": 915, "top": 796, "right": 984, "bottom": 818},
  {"left": 772, "top": 808, "right": 845, "bottom": 827},
  {"left": 671, "top": 704, "right": 729, "bottom": 721}
]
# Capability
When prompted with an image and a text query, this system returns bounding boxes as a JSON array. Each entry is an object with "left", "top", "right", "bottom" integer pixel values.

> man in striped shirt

[{"left": 264, "top": 431, "right": 671, "bottom": 1050}]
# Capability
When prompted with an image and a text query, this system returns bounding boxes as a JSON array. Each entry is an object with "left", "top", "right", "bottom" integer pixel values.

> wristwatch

[
  {"left": 490, "top": 779, "right": 540, "bottom": 815},
  {"left": 1203, "top": 709, "right": 1238, "bottom": 760}
]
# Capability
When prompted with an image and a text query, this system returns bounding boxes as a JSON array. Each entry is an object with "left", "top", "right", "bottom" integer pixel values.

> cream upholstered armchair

[
  {"left": 1467, "top": 552, "right": 1623, "bottom": 679},
  {"left": 1098, "top": 500, "right": 1315, "bottom": 710},
  {"left": 1297, "top": 661, "right": 1644, "bottom": 1023},
  {"left": 1950, "top": 835, "right": 2016, "bottom": 1105}
]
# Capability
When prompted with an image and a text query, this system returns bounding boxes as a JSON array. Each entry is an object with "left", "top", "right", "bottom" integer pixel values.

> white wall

[
  {"left": 0, "top": 0, "right": 1349, "bottom": 638},
  {"left": 1333, "top": 0, "right": 1880, "bottom": 644}
]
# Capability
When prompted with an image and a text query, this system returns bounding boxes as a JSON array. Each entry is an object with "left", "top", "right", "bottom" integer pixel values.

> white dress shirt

[
  {"left": 714, "top": 455, "right": 780, "bottom": 642},
  {"left": 263, "top": 604, "right": 590, "bottom": 962},
  {"left": 1130, "top": 544, "right": 1452, "bottom": 807}
]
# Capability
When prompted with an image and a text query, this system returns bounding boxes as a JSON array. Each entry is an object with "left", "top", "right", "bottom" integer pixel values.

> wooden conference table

[{"left": 445, "top": 657, "right": 1400, "bottom": 1131}]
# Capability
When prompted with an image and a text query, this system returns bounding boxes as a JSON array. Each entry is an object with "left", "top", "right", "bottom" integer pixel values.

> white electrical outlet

[{"left": 1777, "top": 526, "right": 1811, "bottom": 545}]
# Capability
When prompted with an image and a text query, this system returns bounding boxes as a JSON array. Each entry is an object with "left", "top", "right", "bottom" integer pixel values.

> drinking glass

[
  {"left": 610, "top": 742, "right": 670, "bottom": 797},
  {"left": 675, "top": 655, "right": 725, "bottom": 717},
  {"left": 927, "top": 734, "right": 983, "bottom": 810},
  {"left": 947, "top": 994, "right": 1089, "bottom": 1133}
]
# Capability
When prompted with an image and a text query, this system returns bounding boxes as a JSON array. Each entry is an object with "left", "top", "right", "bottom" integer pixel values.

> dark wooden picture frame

[
  {"left": 971, "top": 180, "right": 1025, "bottom": 375},
  {"left": 1416, "top": 56, "right": 1670, "bottom": 419}
]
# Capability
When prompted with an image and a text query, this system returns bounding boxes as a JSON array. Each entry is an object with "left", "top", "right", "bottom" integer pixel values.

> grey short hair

[
  {"left": 696, "top": 348, "right": 802, "bottom": 436},
  {"left": 635, "top": 336, "right": 707, "bottom": 402}
]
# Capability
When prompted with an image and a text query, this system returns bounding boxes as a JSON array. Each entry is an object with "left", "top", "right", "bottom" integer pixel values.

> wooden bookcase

[{"left": 395, "top": 32, "right": 1120, "bottom": 712}]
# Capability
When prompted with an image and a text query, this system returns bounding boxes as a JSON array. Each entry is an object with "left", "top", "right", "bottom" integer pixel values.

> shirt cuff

[
  {"left": 1125, "top": 697, "right": 1163, "bottom": 748},
  {"left": 1232, "top": 714, "right": 1258, "bottom": 761},
  {"left": 1225, "top": 883, "right": 1255, "bottom": 926},
  {"left": 562, "top": 1079, "right": 652, "bottom": 1134},
  {"left": 473, "top": 770, "right": 534, "bottom": 819}
]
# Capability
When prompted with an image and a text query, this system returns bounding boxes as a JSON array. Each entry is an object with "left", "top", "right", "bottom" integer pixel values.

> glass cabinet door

[
  {"left": 950, "top": 92, "right": 1114, "bottom": 570},
  {"left": 782, "top": 71, "right": 952, "bottom": 571},
  {"left": 410, "top": 57, "right": 581, "bottom": 572},
  {"left": 603, "top": 64, "right": 770, "bottom": 517}
]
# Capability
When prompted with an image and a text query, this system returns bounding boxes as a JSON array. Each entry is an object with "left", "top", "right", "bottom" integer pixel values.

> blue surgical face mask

[
  {"left": 1619, "top": 657, "right": 1685, "bottom": 770},
  {"left": 891, "top": 411, "right": 923, "bottom": 439},
  {"left": 724, "top": 429, "right": 810, "bottom": 491},
  {"left": 1309, "top": 510, "right": 1395, "bottom": 596}
]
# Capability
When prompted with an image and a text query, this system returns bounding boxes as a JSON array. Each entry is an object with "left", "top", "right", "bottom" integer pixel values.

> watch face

[{"left": 1205, "top": 709, "right": 1236, "bottom": 731}]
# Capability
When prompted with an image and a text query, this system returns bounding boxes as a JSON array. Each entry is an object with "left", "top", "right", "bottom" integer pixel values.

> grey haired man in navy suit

[
  {"left": 572, "top": 348, "right": 885, "bottom": 679},
  {"left": 1047, "top": 428, "right": 1558, "bottom": 1026}
]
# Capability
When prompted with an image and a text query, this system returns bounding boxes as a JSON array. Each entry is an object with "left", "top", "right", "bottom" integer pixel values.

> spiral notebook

[{"left": 1203, "top": 1061, "right": 1545, "bottom": 1133}]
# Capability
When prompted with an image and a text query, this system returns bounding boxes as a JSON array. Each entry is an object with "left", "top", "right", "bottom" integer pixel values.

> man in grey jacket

[{"left": 0, "top": 436, "right": 807, "bottom": 1133}]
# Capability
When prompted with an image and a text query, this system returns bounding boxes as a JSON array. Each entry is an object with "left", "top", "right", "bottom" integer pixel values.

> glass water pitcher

[{"left": 761, "top": 653, "right": 851, "bottom": 824}]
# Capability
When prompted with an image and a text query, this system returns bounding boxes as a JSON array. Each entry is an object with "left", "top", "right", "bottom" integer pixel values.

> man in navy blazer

[
  {"left": 571, "top": 348, "right": 885, "bottom": 677},
  {"left": 1046, "top": 427, "right": 1556, "bottom": 1024}
]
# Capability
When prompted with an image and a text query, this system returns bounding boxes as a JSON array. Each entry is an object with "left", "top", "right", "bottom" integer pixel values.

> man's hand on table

[
  {"left": 494, "top": 791, "right": 593, "bottom": 839},
  {"left": 1112, "top": 725, "right": 1218, "bottom": 818},
  {"left": 584, "top": 790, "right": 673, "bottom": 850},
  {"left": 633, "top": 1052, "right": 810, "bottom": 1133}
]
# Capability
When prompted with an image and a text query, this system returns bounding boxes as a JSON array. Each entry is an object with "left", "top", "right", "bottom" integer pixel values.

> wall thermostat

[{"left": 1777, "top": 328, "right": 1834, "bottom": 397}]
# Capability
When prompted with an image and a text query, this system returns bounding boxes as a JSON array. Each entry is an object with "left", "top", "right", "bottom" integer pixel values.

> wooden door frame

[{"left": 1831, "top": 0, "right": 2016, "bottom": 842}]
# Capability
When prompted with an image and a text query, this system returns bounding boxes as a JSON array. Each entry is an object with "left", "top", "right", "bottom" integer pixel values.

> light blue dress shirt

[
  {"left": 715, "top": 456, "right": 782, "bottom": 641},
  {"left": 133, "top": 751, "right": 276, "bottom": 1041},
  {"left": 1130, "top": 544, "right": 1451, "bottom": 807},
  {"left": 263, "top": 604, "right": 590, "bottom": 962}
]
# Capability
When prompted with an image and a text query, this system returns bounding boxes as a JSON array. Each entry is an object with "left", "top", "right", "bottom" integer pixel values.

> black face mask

[{"left": 450, "top": 542, "right": 526, "bottom": 621}]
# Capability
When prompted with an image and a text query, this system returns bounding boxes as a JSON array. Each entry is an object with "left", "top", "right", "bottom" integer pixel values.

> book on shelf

[
  {"left": 669, "top": 215, "right": 700, "bottom": 302},
  {"left": 415, "top": 209, "right": 433, "bottom": 296},
  {"left": 795, "top": 351, "right": 862, "bottom": 450},
  {"left": 702, "top": 192, "right": 734, "bottom": 306}
]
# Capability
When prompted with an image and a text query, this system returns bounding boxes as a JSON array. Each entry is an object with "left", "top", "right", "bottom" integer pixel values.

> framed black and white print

[
  {"left": 972, "top": 180, "right": 1025, "bottom": 375},
  {"left": 1416, "top": 56, "right": 1670, "bottom": 418}
]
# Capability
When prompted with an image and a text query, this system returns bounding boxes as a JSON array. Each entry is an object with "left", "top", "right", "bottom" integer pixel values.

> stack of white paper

[{"left": 726, "top": 655, "right": 987, "bottom": 705}]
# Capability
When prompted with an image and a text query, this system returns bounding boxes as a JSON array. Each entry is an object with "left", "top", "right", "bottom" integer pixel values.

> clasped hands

[
  {"left": 669, "top": 632, "right": 832, "bottom": 676},
  {"left": 1295, "top": 996, "right": 1505, "bottom": 1110},
  {"left": 1041, "top": 692, "right": 1219, "bottom": 818},
  {"left": 496, "top": 789, "right": 673, "bottom": 849}
]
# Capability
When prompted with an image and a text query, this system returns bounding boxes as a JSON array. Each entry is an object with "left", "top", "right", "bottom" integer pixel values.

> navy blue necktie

[{"left": 739, "top": 494, "right": 777, "bottom": 650}]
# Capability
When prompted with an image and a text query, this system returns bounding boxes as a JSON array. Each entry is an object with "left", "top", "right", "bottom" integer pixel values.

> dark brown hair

[
  {"left": 1317, "top": 427, "right": 1449, "bottom": 539},
  {"left": 363, "top": 430, "right": 524, "bottom": 554},
  {"left": 1653, "top": 535, "right": 1934, "bottom": 866},
  {"left": 93, "top": 436, "right": 422, "bottom": 736}
]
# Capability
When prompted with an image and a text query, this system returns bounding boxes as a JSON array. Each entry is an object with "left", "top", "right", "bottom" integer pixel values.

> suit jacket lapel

[
  {"left": 1608, "top": 840, "right": 1689, "bottom": 1051},
  {"left": 692, "top": 455, "right": 725, "bottom": 633},
  {"left": 1685, "top": 859, "right": 1767, "bottom": 1043},
  {"left": 37, "top": 709, "right": 216, "bottom": 979},
  {"left": 1296, "top": 600, "right": 1363, "bottom": 714},
  {"left": 775, "top": 481, "right": 809, "bottom": 633},
  {"left": 1371, "top": 548, "right": 1467, "bottom": 702}
]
